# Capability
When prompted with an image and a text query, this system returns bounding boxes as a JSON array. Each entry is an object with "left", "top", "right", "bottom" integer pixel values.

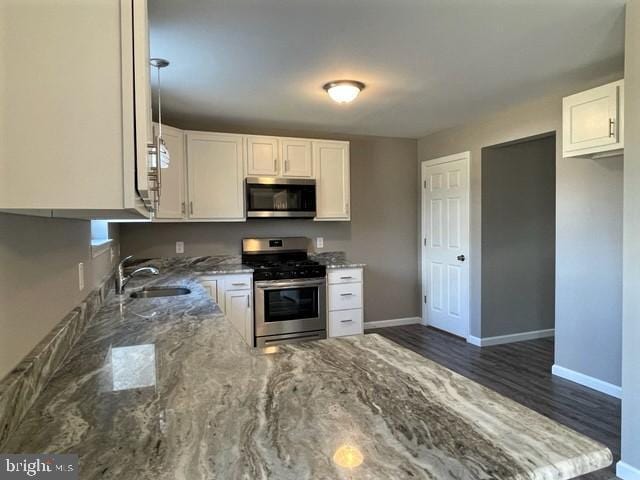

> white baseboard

[
  {"left": 364, "top": 317, "right": 421, "bottom": 329},
  {"left": 466, "top": 328, "right": 555, "bottom": 347},
  {"left": 552, "top": 364, "right": 622, "bottom": 399},
  {"left": 617, "top": 461, "right": 640, "bottom": 480}
]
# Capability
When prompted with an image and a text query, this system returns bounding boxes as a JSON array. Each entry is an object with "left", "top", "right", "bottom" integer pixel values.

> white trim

[
  {"left": 91, "top": 239, "right": 113, "bottom": 258},
  {"left": 364, "top": 317, "right": 421, "bottom": 329},
  {"left": 617, "top": 461, "right": 640, "bottom": 480},
  {"left": 466, "top": 328, "right": 555, "bottom": 347},
  {"left": 552, "top": 364, "right": 622, "bottom": 399},
  {"left": 420, "top": 151, "right": 471, "bottom": 339}
]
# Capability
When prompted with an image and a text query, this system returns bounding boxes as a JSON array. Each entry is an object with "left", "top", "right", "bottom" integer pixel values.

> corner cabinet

[
  {"left": 562, "top": 80, "right": 624, "bottom": 158},
  {"left": 0, "top": 0, "right": 154, "bottom": 219},
  {"left": 314, "top": 141, "right": 351, "bottom": 221},
  {"left": 186, "top": 132, "right": 246, "bottom": 221},
  {"left": 200, "top": 274, "right": 253, "bottom": 346}
]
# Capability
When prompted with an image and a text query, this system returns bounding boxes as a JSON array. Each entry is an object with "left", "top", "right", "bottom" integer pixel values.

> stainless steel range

[{"left": 242, "top": 237, "right": 326, "bottom": 347}]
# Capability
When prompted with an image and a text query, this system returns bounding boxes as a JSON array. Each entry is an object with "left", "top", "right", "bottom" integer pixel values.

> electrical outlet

[
  {"left": 176, "top": 241, "right": 185, "bottom": 254},
  {"left": 78, "top": 262, "right": 85, "bottom": 291},
  {"left": 316, "top": 237, "right": 324, "bottom": 249}
]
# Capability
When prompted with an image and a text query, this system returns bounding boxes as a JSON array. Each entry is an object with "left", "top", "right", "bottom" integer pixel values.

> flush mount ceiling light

[{"left": 323, "top": 80, "right": 365, "bottom": 104}]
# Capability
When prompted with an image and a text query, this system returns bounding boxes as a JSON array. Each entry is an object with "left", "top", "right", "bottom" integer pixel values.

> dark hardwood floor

[{"left": 368, "top": 325, "right": 621, "bottom": 480}]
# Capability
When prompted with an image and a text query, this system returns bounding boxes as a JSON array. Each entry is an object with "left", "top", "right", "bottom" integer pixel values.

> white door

[
  {"left": 186, "top": 132, "right": 245, "bottom": 220},
  {"left": 246, "top": 136, "right": 279, "bottom": 176},
  {"left": 562, "top": 80, "right": 623, "bottom": 157},
  {"left": 422, "top": 153, "right": 470, "bottom": 338},
  {"left": 313, "top": 141, "right": 350, "bottom": 221},
  {"left": 155, "top": 124, "right": 186, "bottom": 219},
  {"left": 281, "top": 139, "right": 313, "bottom": 177},
  {"left": 225, "top": 290, "right": 252, "bottom": 342}
]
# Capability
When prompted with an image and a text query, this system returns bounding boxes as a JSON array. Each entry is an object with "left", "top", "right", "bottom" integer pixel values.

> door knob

[{"left": 457, "top": 254, "right": 466, "bottom": 262}]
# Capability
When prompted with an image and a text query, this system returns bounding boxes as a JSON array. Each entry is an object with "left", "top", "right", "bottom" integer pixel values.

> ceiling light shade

[{"left": 323, "top": 80, "right": 365, "bottom": 103}]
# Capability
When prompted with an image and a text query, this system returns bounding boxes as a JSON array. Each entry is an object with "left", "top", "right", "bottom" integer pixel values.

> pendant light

[{"left": 149, "top": 58, "right": 170, "bottom": 213}]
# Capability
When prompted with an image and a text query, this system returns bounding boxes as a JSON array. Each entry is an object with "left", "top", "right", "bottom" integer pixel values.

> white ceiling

[{"left": 149, "top": 0, "right": 625, "bottom": 139}]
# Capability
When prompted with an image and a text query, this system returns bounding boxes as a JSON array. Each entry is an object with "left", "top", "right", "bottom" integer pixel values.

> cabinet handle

[
  {"left": 181, "top": 202, "right": 186, "bottom": 215},
  {"left": 247, "top": 295, "right": 250, "bottom": 308},
  {"left": 190, "top": 202, "right": 194, "bottom": 215},
  {"left": 609, "top": 118, "right": 616, "bottom": 137},
  {"left": 340, "top": 276, "right": 353, "bottom": 280},
  {"left": 232, "top": 283, "right": 248, "bottom": 287},
  {"left": 340, "top": 319, "right": 353, "bottom": 323},
  {"left": 285, "top": 159, "right": 289, "bottom": 172},
  {"left": 274, "top": 158, "right": 277, "bottom": 172},
  {"left": 340, "top": 293, "right": 354, "bottom": 297}
]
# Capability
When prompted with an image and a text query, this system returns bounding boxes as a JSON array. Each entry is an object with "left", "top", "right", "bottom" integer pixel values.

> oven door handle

[{"left": 255, "top": 278, "right": 326, "bottom": 289}]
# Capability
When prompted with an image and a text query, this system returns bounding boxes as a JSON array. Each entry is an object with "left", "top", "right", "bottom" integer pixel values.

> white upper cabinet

[
  {"left": 281, "top": 139, "right": 313, "bottom": 177},
  {"left": 154, "top": 124, "right": 186, "bottom": 219},
  {"left": 0, "top": 0, "right": 153, "bottom": 218},
  {"left": 186, "top": 132, "right": 245, "bottom": 221},
  {"left": 246, "top": 136, "right": 279, "bottom": 176},
  {"left": 563, "top": 80, "right": 624, "bottom": 158},
  {"left": 314, "top": 141, "right": 351, "bottom": 221}
]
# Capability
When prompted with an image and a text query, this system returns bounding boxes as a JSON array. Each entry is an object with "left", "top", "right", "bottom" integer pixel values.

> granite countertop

[
  {"left": 311, "top": 252, "right": 367, "bottom": 269},
  {"left": 2, "top": 261, "right": 610, "bottom": 479}
]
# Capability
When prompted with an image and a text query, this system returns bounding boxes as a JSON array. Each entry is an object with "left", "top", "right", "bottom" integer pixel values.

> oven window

[
  {"left": 264, "top": 287, "right": 319, "bottom": 322},
  {"left": 247, "top": 185, "right": 316, "bottom": 212}
]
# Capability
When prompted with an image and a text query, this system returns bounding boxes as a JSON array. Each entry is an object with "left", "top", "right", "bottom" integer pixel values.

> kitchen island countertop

[{"left": 1, "top": 259, "right": 611, "bottom": 479}]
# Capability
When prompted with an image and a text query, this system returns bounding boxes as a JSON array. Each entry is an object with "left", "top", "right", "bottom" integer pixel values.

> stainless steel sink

[{"left": 130, "top": 287, "right": 191, "bottom": 299}]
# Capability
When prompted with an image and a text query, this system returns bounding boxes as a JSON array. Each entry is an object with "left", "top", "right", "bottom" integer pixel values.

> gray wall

[
  {"left": 481, "top": 135, "right": 556, "bottom": 338},
  {"left": 0, "top": 213, "right": 119, "bottom": 379},
  {"left": 418, "top": 72, "right": 623, "bottom": 387},
  {"left": 621, "top": 0, "right": 640, "bottom": 474},
  {"left": 555, "top": 154, "right": 622, "bottom": 386},
  {"left": 120, "top": 134, "right": 419, "bottom": 324}
]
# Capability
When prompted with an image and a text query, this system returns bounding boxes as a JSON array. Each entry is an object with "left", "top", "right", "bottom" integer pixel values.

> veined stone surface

[{"left": 1, "top": 262, "right": 611, "bottom": 479}]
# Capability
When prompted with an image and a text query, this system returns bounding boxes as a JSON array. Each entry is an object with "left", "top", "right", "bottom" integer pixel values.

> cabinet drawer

[
  {"left": 223, "top": 275, "right": 253, "bottom": 291},
  {"left": 329, "top": 282, "right": 362, "bottom": 311},
  {"left": 328, "top": 268, "right": 362, "bottom": 284},
  {"left": 329, "top": 309, "right": 363, "bottom": 337}
]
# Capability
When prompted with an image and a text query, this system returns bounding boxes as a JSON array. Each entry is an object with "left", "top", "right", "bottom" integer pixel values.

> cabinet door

[
  {"left": 225, "top": 290, "right": 252, "bottom": 342},
  {"left": 563, "top": 81, "right": 623, "bottom": 157},
  {"left": 313, "top": 141, "right": 350, "bottom": 221},
  {"left": 246, "top": 136, "right": 279, "bottom": 176},
  {"left": 281, "top": 139, "right": 313, "bottom": 178},
  {"left": 155, "top": 124, "right": 186, "bottom": 219},
  {"left": 186, "top": 132, "right": 245, "bottom": 220},
  {"left": 200, "top": 279, "right": 218, "bottom": 305}
]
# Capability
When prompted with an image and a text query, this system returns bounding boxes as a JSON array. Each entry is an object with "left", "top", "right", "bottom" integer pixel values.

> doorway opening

[{"left": 480, "top": 133, "right": 556, "bottom": 342}]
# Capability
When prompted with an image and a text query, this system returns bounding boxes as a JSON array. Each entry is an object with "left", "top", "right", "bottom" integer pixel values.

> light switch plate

[
  {"left": 78, "top": 262, "right": 85, "bottom": 291},
  {"left": 316, "top": 237, "right": 324, "bottom": 249},
  {"left": 176, "top": 241, "right": 185, "bottom": 254}
]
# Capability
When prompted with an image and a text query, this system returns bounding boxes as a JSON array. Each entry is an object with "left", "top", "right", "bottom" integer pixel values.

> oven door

[
  {"left": 254, "top": 278, "right": 326, "bottom": 337},
  {"left": 246, "top": 178, "right": 316, "bottom": 218}
]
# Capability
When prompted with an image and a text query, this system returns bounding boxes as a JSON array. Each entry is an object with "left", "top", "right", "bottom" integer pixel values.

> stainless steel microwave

[{"left": 245, "top": 177, "right": 316, "bottom": 218}]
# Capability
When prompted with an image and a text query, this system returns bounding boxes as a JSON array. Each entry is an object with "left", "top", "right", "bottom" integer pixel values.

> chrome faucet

[{"left": 115, "top": 255, "right": 159, "bottom": 294}]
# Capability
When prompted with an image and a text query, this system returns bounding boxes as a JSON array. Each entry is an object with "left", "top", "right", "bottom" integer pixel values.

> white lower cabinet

[
  {"left": 200, "top": 274, "right": 253, "bottom": 345},
  {"left": 327, "top": 268, "right": 364, "bottom": 338},
  {"left": 225, "top": 290, "right": 252, "bottom": 342}
]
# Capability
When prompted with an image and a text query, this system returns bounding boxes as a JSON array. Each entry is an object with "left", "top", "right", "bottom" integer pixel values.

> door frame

[{"left": 420, "top": 151, "right": 471, "bottom": 338}]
